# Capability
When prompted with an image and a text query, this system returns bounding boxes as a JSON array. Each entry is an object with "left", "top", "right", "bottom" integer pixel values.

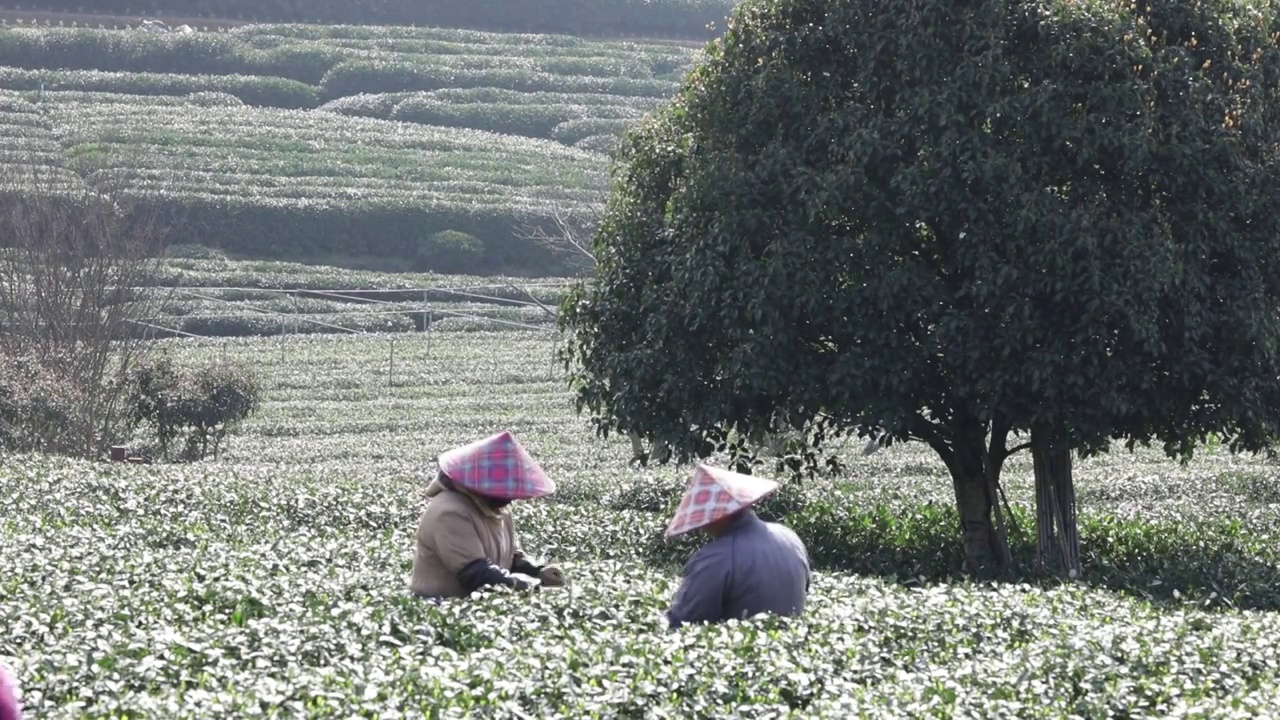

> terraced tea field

[
  {"left": 138, "top": 257, "right": 568, "bottom": 337},
  {"left": 0, "top": 24, "right": 701, "bottom": 272},
  {"left": 3, "top": 332, "right": 1280, "bottom": 717}
]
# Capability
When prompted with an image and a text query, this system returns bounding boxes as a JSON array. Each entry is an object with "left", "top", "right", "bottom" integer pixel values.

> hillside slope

[
  {"left": 0, "top": 24, "right": 703, "bottom": 275},
  {"left": 0, "top": 0, "right": 735, "bottom": 39}
]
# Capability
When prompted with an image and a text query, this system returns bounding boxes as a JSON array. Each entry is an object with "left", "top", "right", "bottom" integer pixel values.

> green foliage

[
  {"left": 0, "top": 351, "right": 85, "bottom": 455},
  {"left": 182, "top": 91, "right": 244, "bottom": 107},
  {"left": 16, "top": 95, "right": 604, "bottom": 275},
  {"left": 164, "top": 243, "right": 229, "bottom": 261},
  {"left": 417, "top": 230, "right": 484, "bottom": 274},
  {"left": 316, "top": 91, "right": 407, "bottom": 119},
  {"left": 0, "top": 67, "right": 320, "bottom": 108},
  {"left": 0, "top": 23, "right": 696, "bottom": 277},
  {"left": 574, "top": 133, "right": 620, "bottom": 154},
  {"left": 5, "top": 332, "right": 1280, "bottom": 716},
  {"left": 391, "top": 97, "right": 579, "bottom": 138},
  {"left": 125, "top": 355, "right": 263, "bottom": 461},
  {"left": 561, "top": 0, "right": 1280, "bottom": 565},
  {"left": 320, "top": 59, "right": 678, "bottom": 99},
  {"left": 0, "top": 28, "right": 252, "bottom": 76},
  {"left": 550, "top": 116, "right": 633, "bottom": 144},
  {"left": 330, "top": 88, "right": 658, "bottom": 139},
  {"left": 20, "top": 1, "right": 734, "bottom": 39}
]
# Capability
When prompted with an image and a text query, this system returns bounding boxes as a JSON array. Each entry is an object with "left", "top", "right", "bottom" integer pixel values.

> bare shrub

[{"left": 0, "top": 165, "right": 172, "bottom": 456}]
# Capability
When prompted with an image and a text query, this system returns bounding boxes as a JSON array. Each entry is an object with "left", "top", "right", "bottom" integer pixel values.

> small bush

[
  {"left": 178, "top": 364, "right": 263, "bottom": 461},
  {"left": 0, "top": 351, "right": 86, "bottom": 455},
  {"left": 165, "top": 243, "right": 230, "bottom": 260},
  {"left": 417, "top": 230, "right": 484, "bottom": 274},
  {"left": 126, "top": 355, "right": 264, "bottom": 462}
]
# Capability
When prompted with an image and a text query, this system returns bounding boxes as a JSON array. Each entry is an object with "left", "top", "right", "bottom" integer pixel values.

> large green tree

[{"left": 560, "top": 0, "right": 1280, "bottom": 570}]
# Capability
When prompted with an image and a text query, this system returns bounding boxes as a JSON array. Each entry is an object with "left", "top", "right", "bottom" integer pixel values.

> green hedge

[
  {"left": 390, "top": 98, "right": 580, "bottom": 137},
  {"left": 320, "top": 90, "right": 659, "bottom": 140},
  {"left": 19, "top": 0, "right": 735, "bottom": 39},
  {"left": 135, "top": 195, "right": 573, "bottom": 277},
  {"left": 173, "top": 311, "right": 415, "bottom": 338},
  {"left": 0, "top": 29, "right": 358, "bottom": 86},
  {"left": 550, "top": 116, "right": 633, "bottom": 144},
  {"left": 573, "top": 133, "right": 619, "bottom": 153},
  {"left": 315, "top": 92, "right": 408, "bottom": 119},
  {"left": 0, "top": 67, "right": 320, "bottom": 108},
  {"left": 320, "top": 59, "right": 679, "bottom": 99}
]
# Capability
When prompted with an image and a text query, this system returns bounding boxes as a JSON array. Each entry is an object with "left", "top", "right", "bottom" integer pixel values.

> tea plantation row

[
  {"left": 0, "top": 91, "right": 606, "bottom": 274},
  {"left": 0, "top": 26, "right": 694, "bottom": 113},
  {"left": 3, "top": 332, "right": 1280, "bottom": 717},
  {"left": 137, "top": 258, "right": 569, "bottom": 338},
  {"left": 0, "top": 25, "right": 700, "bottom": 274},
  {"left": 13, "top": 0, "right": 735, "bottom": 39}
]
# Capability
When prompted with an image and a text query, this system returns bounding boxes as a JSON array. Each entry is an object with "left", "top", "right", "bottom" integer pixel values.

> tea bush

[
  {"left": 4, "top": 332, "right": 1280, "bottom": 717},
  {"left": 0, "top": 67, "right": 320, "bottom": 108},
  {"left": 416, "top": 230, "right": 484, "bottom": 274},
  {"left": 0, "top": 351, "right": 85, "bottom": 455},
  {"left": 0, "top": 24, "right": 696, "bottom": 275},
  {"left": 26, "top": 0, "right": 734, "bottom": 39},
  {"left": 125, "top": 355, "right": 264, "bottom": 461}
]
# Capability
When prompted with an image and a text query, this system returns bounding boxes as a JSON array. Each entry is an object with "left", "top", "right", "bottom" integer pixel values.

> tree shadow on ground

[{"left": 639, "top": 499, "right": 1280, "bottom": 612}]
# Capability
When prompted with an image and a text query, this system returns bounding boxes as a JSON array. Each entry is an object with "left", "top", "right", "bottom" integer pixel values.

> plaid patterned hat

[
  {"left": 0, "top": 662, "right": 21, "bottom": 720},
  {"left": 664, "top": 464, "right": 779, "bottom": 539},
  {"left": 438, "top": 431, "right": 556, "bottom": 500}
]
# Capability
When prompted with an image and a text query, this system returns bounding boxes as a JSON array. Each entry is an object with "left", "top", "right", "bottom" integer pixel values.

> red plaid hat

[
  {"left": 438, "top": 431, "right": 556, "bottom": 500},
  {"left": 0, "top": 662, "right": 21, "bottom": 720},
  {"left": 664, "top": 464, "right": 779, "bottom": 539}
]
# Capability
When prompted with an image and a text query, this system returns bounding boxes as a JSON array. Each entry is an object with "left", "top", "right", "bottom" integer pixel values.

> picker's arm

[{"left": 431, "top": 510, "right": 540, "bottom": 594}]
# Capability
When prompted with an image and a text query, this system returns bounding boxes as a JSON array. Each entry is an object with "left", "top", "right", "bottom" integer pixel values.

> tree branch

[
  {"left": 501, "top": 280, "right": 560, "bottom": 321},
  {"left": 1005, "top": 442, "right": 1032, "bottom": 456}
]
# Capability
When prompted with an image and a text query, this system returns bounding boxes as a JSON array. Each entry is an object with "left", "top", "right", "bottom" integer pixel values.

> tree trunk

[
  {"left": 1031, "top": 424, "right": 1080, "bottom": 575},
  {"left": 948, "top": 442, "right": 1013, "bottom": 572}
]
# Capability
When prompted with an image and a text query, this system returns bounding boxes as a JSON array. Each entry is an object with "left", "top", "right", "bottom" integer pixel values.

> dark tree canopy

[{"left": 561, "top": 0, "right": 1280, "bottom": 566}]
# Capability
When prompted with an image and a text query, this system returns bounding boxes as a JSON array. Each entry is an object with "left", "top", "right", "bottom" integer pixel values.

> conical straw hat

[
  {"left": 664, "top": 463, "right": 778, "bottom": 539},
  {"left": 0, "top": 662, "right": 22, "bottom": 720},
  {"left": 438, "top": 431, "right": 555, "bottom": 500}
]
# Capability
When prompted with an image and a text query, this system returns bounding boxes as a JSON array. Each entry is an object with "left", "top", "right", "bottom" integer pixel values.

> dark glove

[
  {"left": 510, "top": 556, "right": 543, "bottom": 577},
  {"left": 458, "top": 558, "right": 540, "bottom": 594}
]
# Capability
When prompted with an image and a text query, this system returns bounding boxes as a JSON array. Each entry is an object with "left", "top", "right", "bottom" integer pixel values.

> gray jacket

[{"left": 666, "top": 509, "right": 811, "bottom": 629}]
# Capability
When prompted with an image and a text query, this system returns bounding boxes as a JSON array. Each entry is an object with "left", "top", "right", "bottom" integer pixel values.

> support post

[{"left": 389, "top": 338, "right": 395, "bottom": 388}]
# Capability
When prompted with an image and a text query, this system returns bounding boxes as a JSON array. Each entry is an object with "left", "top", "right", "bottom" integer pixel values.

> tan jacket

[{"left": 409, "top": 477, "right": 529, "bottom": 598}]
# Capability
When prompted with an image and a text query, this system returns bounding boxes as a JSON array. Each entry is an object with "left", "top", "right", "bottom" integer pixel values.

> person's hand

[
  {"left": 538, "top": 565, "right": 566, "bottom": 587},
  {"left": 509, "top": 572, "right": 542, "bottom": 592}
]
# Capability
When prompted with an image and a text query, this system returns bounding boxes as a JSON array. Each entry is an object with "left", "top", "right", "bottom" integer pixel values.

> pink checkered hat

[
  {"left": 664, "top": 464, "right": 779, "bottom": 539},
  {"left": 0, "top": 662, "right": 21, "bottom": 720},
  {"left": 438, "top": 431, "right": 556, "bottom": 500}
]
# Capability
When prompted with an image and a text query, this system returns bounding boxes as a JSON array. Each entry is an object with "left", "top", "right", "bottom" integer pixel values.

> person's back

[
  {"left": 718, "top": 512, "right": 809, "bottom": 621},
  {"left": 666, "top": 509, "right": 810, "bottom": 628}
]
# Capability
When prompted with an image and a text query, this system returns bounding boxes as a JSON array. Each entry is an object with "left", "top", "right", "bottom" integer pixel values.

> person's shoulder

[
  {"left": 424, "top": 489, "right": 476, "bottom": 518},
  {"left": 685, "top": 534, "right": 733, "bottom": 568},
  {"left": 764, "top": 520, "right": 807, "bottom": 546}
]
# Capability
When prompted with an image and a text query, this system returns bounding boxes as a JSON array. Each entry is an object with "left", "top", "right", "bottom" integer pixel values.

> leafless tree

[
  {"left": 0, "top": 164, "right": 173, "bottom": 456},
  {"left": 515, "top": 200, "right": 601, "bottom": 277}
]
